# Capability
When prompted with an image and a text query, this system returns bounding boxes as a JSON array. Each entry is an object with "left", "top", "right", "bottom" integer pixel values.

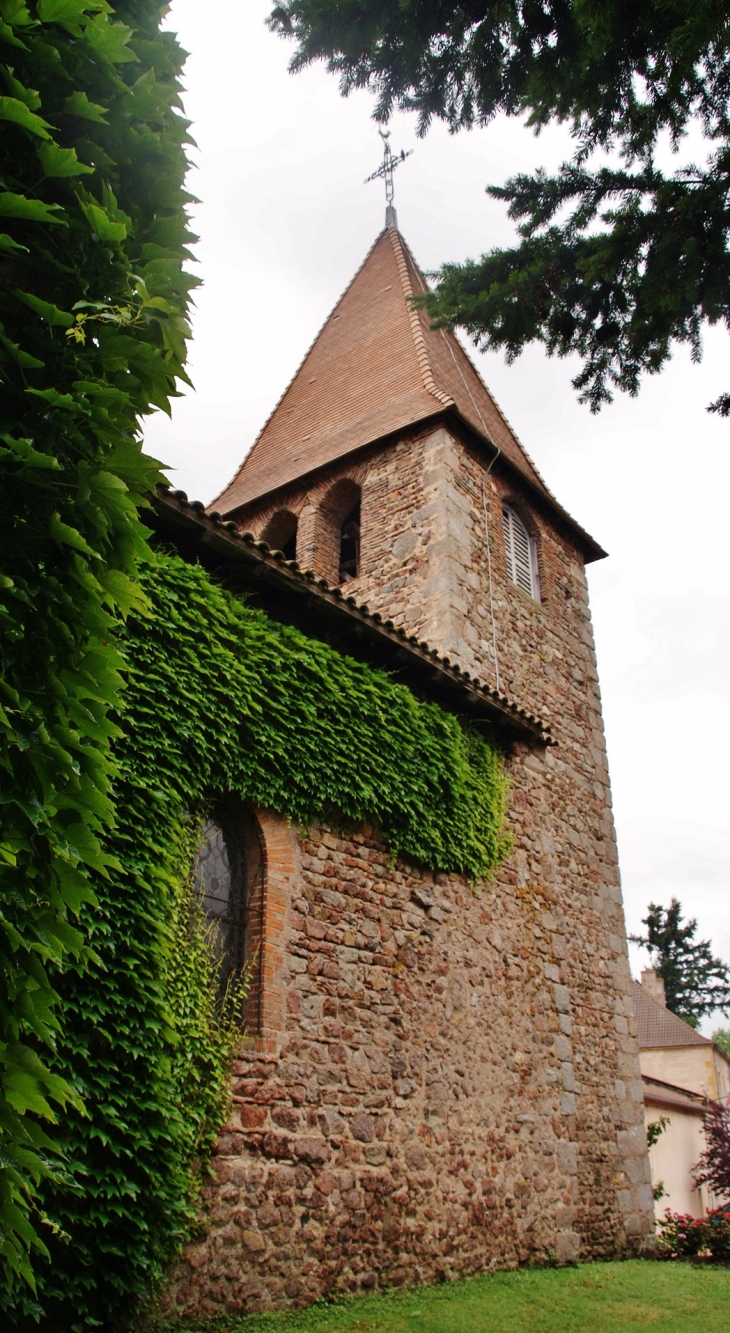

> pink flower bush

[{"left": 657, "top": 1206, "right": 730, "bottom": 1259}]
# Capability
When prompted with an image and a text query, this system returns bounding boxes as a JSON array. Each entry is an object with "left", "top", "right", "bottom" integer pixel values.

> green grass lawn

[{"left": 164, "top": 1260, "right": 729, "bottom": 1333}]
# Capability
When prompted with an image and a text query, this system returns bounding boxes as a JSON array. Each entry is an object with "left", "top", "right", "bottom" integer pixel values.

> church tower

[
  {"left": 169, "top": 218, "right": 654, "bottom": 1314},
  {"left": 214, "top": 218, "right": 606, "bottom": 719}
]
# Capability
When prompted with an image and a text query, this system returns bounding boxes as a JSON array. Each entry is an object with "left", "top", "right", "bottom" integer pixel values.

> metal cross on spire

[{"left": 365, "top": 129, "right": 413, "bottom": 229}]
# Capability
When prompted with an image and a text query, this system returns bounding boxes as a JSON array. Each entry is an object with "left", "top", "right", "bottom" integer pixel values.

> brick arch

[
  {"left": 312, "top": 477, "right": 362, "bottom": 586},
  {"left": 193, "top": 802, "right": 298, "bottom": 1053},
  {"left": 246, "top": 807, "right": 299, "bottom": 1053},
  {"left": 261, "top": 508, "right": 298, "bottom": 560}
]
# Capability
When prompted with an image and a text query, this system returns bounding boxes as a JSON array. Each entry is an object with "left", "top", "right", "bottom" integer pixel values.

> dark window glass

[
  {"left": 339, "top": 501, "right": 360, "bottom": 582},
  {"left": 194, "top": 817, "right": 244, "bottom": 986},
  {"left": 192, "top": 804, "right": 263, "bottom": 1007}
]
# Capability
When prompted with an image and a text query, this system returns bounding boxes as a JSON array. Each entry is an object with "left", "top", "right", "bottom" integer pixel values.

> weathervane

[{"left": 365, "top": 129, "right": 412, "bottom": 228}]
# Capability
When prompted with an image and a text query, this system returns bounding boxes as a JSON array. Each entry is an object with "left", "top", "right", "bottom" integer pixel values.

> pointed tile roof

[{"left": 214, "top": 226, "right": 604, "bottom": 560}]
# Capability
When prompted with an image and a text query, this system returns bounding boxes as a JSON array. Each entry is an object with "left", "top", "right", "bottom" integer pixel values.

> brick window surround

[
  {"left": 261, "top": 509, "right": 298, "bottom": 561},
  {"left": 242, "top": 807, "right": 298, "bottom": 1057},
  {"left": 313, "top": 478, "right": 361, "bottom": 586}
]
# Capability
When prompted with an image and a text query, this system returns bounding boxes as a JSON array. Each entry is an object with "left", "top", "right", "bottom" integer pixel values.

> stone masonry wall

[
  {"left": 171, "top": 425, "right": 655, "bottom": 1317},
  {"left": 163, "top": 794, "right": 651, "bottom": 1321}
]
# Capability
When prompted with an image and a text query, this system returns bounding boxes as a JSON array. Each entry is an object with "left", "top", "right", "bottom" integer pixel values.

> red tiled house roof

[{"left": 632, "top": 979, "right": 713, "bottom": 1050}]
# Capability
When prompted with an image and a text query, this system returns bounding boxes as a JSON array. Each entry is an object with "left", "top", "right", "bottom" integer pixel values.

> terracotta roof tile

[
  {"left": 397, "top": 237, "right": 552, "bottom": 497},
  {"left": 215, "top": 228, "right": 436, "bottom": 512},
  {"left": 632, "top": 979, "right": 712, "bottom": 1049},
  {"left": 213, "top": 227, "right": 604, "bottom": 559}
]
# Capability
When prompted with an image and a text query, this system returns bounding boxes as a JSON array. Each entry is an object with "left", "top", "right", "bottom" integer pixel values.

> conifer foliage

[
  {"left": 0, "top": 0, "right": 194, "bottom": 1304},
  {"left": 271, "top": 0, "right": 730, "bottom": 413},
  {"left": 631, "top": 899, "right": 730, "bottom": 1027}
]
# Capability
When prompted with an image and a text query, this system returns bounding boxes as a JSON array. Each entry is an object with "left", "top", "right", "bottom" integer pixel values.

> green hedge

[
  {"left": 0, "top": 0, "right": 193, "bottom": 1305},
  {"left": 23, "top": 552, "right": 509, "bottom": 1327}
]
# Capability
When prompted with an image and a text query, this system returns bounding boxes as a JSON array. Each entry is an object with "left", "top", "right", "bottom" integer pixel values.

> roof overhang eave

[
  {"left": 152, "top": 487, "right": 553, "bottom": 748},
  {"left": 439, "top": 404, "right": 608, "bottom": 565},
  {"left": 216, "top": 403, "right": 607, "bottom": 565}
]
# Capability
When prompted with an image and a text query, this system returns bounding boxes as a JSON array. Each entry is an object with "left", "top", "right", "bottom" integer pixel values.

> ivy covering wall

[
  {"left": 0, "top": 0, "right": 194, "bottom": 1305},
  {"left": 20, "top": 551, "right": 510, "bottom": 1328}
]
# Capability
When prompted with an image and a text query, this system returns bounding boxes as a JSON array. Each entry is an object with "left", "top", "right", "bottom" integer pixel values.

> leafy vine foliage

[
  {"left": 0, "top": 0, "right": 194, "bottom": 1302},
  {"left": 271, "top": 1, "right": 730, "bottom": 413},
  {"left": 29, "top": 806, "right": 247, "bottom": 1328},
  {"left": 126, "top": 556, "right": 510, "bottom": 881},
  {"left": 0, "top": 2, "right": 511, "bottom": 1316},
  {"left": 20, "top": 552, "right": 509, "bottom": 1326}
]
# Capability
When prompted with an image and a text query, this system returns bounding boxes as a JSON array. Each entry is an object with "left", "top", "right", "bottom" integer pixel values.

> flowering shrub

[
  {"left": 657, "top": 1206, "right": 730, "bottom": 1260},
  {"left": 656, "top": 1212, "right": 708, "bottom": 1257},
  {"left": 705, "top": 1206, "right": 730, "bottom": 1260}
]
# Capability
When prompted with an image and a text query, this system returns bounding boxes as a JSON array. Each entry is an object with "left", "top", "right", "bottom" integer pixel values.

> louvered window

[{"left": 502, "top": 505, "right": 540, "bottom": 600}]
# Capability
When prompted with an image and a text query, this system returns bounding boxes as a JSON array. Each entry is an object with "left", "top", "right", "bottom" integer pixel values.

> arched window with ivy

[{"left": 192, "top": 800, "right": 264, "bottom": 1030}]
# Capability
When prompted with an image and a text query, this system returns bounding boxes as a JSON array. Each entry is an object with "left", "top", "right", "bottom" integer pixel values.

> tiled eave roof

[
  {"left": 642, "top": 1074, "right": 707, "bottom": 1117},
  {"left": 224, "top": 406, "right": 607, "bottom": 567},
  {"left": 151, "top": 487, "right": 553, "bottom": 748}
]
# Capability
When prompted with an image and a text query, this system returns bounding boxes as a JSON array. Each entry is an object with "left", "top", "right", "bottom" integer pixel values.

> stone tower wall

[
  {"left": 163, "top": 798, "right": 652, "bottom": 1321},
  {"left": 167, "top": 428, "right": 654, "bottom": 1318}
]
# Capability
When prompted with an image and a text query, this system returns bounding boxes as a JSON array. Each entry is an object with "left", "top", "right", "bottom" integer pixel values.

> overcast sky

[{"left": 147, "top": 1, "right": 730, "bottom": 1032}]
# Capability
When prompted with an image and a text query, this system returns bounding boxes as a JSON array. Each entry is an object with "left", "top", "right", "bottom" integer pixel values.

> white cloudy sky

[{"left": 147, "top": 1, "right": 730, "bottom": 1031}]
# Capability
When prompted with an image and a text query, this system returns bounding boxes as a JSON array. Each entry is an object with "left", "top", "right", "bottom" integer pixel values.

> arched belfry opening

[
  {"left": 314, "top": 478, "right": 362, "bottom": 586},
  {"left": 339, "top": 500, "right": 360, "bottom": 583},
  {"left": 261, "top": 509, "right": 297, "bottom": 562}
]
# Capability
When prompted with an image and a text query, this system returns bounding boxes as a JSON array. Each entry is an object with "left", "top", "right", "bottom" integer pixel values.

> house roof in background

[
  {"left": 633, "top": 979, "right": 713, "bottom": 1049},
  {"left": 212, "top": 226, "right": 605, "bottom": 561}
]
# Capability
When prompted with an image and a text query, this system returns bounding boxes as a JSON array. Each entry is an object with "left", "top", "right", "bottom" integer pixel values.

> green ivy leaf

[
  {"left": 37, "top": 140, "right": 93, "bottom": 177},
  {"left": 79, "top": 200, "right": 126, "bottom": 242},
  {"left": 0, "top": 94, "right": 51, "bottom": 137},
  {"left": 83, "top": 12, "right": 138, "bottom": 65},
  {"left": 0, "top": 231, "right": 29, "bottom": 252},
  {"left": 1, "top": 69, "right": 42, "bottom": 108},
  {"left": 48, "top": 511, "right": 97, "bottom": 555},
  {"left": 0, "top": 192, "right": 65, "bottom": 223},
  {"left": 0, "top": 0, "right": 34, "bottom": 25},
  {"left": 0, "top": 19, "right": 31, "bottom": 51},
  {"left": 0, "top": 334, "right": 44, "bottom": 369},
  {"left": 0, "top": 434, "right": 59, "bottom": 467},
  {"left": 37, "top": 0, "right": 103, "bottom": 28},
  {"left": 15, "top": 290, "right": 74, "bottom": 326},
  {"left": 100, "top": 567, "right": 149, "bottom": 617},
  {"left": 62, "top": 89, "right": 108, "bottom": 122}
]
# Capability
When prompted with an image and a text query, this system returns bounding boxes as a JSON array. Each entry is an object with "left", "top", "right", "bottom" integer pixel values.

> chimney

[{"left": 641, "top": 969, "right": 666, "bottom": 1006}]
